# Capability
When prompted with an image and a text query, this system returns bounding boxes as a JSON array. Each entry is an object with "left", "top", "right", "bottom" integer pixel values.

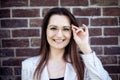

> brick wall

[{"left": 0, "top": 0, "right": 120, "bottom": 80}]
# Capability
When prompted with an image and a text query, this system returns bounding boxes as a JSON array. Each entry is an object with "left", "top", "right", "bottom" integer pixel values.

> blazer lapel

[
  {"left": 41, "top": 66, "right": 49, "bottom": 80},
  {"left": 64, "top": 63, "right": 77, "bottom": 80},
  {"left": 40, "top": 63, "right": 77, "bottom": 80}
]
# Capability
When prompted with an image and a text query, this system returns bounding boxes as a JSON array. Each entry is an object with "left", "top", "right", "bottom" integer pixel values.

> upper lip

[{"left": 53, "top": 39, "right": 65, "bottom": 41}]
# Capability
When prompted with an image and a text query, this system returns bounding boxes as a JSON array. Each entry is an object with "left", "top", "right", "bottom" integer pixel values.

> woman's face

[{"left": 46, "top": 15, "right": 72, "bottom": 50}]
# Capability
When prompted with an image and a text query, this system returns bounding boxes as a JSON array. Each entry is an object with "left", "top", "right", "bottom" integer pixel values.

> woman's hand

[{"left": 72, "top": 24, "right": 92, "bottom": 54}]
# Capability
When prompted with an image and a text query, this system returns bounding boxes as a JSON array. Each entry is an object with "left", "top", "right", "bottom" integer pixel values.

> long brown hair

[{"left": 34, "top": 7, "right": 84, "bottom": 80}]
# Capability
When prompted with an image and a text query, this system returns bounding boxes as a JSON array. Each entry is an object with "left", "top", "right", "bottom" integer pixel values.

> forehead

[{"left": 48, "top": 15, "right": 70, "bottom": 26}]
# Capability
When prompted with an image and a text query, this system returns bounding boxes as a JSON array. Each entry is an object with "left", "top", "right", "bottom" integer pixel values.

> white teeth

[{"left": 54, "top": 39, "right": 64, "bottom": 43}]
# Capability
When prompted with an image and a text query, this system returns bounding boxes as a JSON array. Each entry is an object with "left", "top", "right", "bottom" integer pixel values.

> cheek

[
  {"left": 46, "top": 30, "right": 54, "bottom": 40},
  {"left": 66, "top": 32, "right": 72, "bottom": 40}
]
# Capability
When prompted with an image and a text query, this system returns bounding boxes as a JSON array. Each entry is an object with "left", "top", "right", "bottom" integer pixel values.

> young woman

[{"left": 22, "top": 7, "right": 111, "bottom": 80}]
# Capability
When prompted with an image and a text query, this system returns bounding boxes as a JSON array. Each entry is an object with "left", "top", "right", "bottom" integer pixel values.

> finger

[
  {"left": 82, "top": 24, "right": 88, "bottom": 32},
  {"left": 72, "top": 24, "right": 79, "bottom": 30},
  {"left": 72, "top": 25, "right": 78, "bottom": 37},
  {"left": 72, "top": 24, "right": 83, "bottom": 33},
  {"left": 76, "top": 28, "right": 84, "bottom": 33}
]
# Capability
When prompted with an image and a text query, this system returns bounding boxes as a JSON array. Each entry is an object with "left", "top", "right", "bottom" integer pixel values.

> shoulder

[{"left": 22, "top": 55, "right": 40, "bottom": 66}]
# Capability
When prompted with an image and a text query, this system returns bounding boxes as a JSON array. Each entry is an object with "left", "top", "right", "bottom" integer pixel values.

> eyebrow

[
  {"left": 48, "top": 25, "right": 57, "bottom": 27},
  {"left": 48, "top": 25, "right": 71, "bottom": 28}
]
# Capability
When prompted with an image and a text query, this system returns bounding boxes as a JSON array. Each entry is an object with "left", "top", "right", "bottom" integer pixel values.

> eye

[
  {"left": 50, "top": 27, "right": 57, "bottom": 30},
  {"left": 63, "top": 27, "right": 71, "bottom": 31}
]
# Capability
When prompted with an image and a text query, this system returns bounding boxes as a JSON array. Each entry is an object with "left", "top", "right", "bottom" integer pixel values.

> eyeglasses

[{"left": 47, "top": 25, "right": 72, "bottom": 34}]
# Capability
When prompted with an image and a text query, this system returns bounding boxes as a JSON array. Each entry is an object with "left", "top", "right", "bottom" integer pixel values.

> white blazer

[{"left": 22, "top": 52, "right": 112, "bottom": 80}]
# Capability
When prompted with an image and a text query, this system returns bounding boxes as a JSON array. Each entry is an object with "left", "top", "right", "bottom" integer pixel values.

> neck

[{"left": 49, "top": 48, "right": 65, "bottom": 61}]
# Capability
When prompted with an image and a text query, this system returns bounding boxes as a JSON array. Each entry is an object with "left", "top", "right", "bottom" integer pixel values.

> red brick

[
  {"left": 0, "top": 49, "right": 14, "bottom": 57},
  {"left": 91, "top": 47, "right": 102, "bottom": 55},
  {"left": 2, "top": 39, "right": 29, "bottom": 47},
  {"left": 1, "top": 19, "right": 27, "bottom": 28},
  {"left": 12, "top": 29, "right": 40, "bottom": 37},
  {"left": 0, "top": 9, "right": 10, "bottom": 18},
  {"left": 13, "top": 9, "right": 40, "bottom": 17},
  {"left": 0, "top": 58, "right": 2, "bottom": 66},
  {"left": 90, "top": 0, "right": 118, "bottom": 6},
  {"left": 119, "top": 56, "right": 120, "bottom": 64},
  {"left": 42, "top": 8, "right": 70, "bottom": 17},
  {"left": 104, "top": 66, "right": 120, "bottom": 73},
  {"left": 110, "top": 74, "right": 119, "bottom": 80},
  {"left": 119, "top": 17, "right": 120, "bottom": 25},
  {"left": 61, "top": 0, "right": 88, "bottom": 6},
  {"left": 0, "top": 0, "right": 28, "bottom": 7},
  {"left": 0, "top": 40, "right": 1, "bottom": 48},
  {"left": 30, "top": 19, "right": 43, "bottom": 27},
  {"left": 16, "top": 48, "right": 39, "bottom": 57},
  {"left": 2, "top": 58, "right": 23, "bottom": 66},
  {"left": 15, "top": 76, "right": 21, "bottom": 80},
  {"left": 31, "top": 38, "right": 41, "bottom": 47},
  {"left": 42, "top": 8, "right": 52, "bottom": 17},
  {"left": 91, "top": 37, "right": 118, "bottom": 45},
  {"left": 73, "top": 8, "right": 100, "bottom": 16},
  {"left": 30, "top": 0, "right": 58, "bottom": 6},
  {"left": 98, "top": 56, "right": 117, "bottom": 65},
  {"left": 104, "top": 28, "right": 120, "bottom": 36},
  {"left": 14, "top": 67, "right": 21, "bottom": 75},
  {"left": 104, "top": 47, "right": 120, "bottom": 55},
  {"left": 0, "top": 67, "right": 13, "bottom": 75},
  {"left": 0, "top": 30, "right": 10, "bottom": 38},
  {"left": 0, "top": 76, "right": 15, "bottom": 80},
  {"left": 89, "top": 28, "right": 102, "bottom": 36},
  {"left": 91, "top": 18, "right": 118, "bottom": 26},
  {"left": 103, "top": 8, "right": 120, "bottom": 16},
  {"left": 76, "top": 18, "right": 89, "bottom": 26}
]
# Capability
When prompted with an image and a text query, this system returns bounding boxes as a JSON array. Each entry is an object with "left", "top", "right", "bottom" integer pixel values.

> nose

[{"left": 56, "top": 30, "right": 63, "bottom": 37}]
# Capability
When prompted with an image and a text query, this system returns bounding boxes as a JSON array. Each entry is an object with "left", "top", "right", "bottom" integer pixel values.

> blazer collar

[
  {"left": 64, "top": 63, "right": 77, "bottom": 80},
  {"left": 41, "top": 63, "right": 76, "bottom": 80}
]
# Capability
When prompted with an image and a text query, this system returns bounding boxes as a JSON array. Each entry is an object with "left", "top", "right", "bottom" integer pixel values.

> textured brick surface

[
  {"left": 90, "top": 0, "right": 118, "bottom": 6},
  {"left": 0, "top": 9, "right": 10, "bottom": 18},
  {"left": 1, "top": 19, "right": 27, "bottom": 28},
  {"left": 99, "top": 56, "right": 117, "bottom": 64},
  {"left": 76, "top": 18, "right": 89, "bottom": 26},
  {"left": 103, "top": 8, "right": 120, "bottom": 16},
  {"left": 31, "top": 38, "right": 41, "bottom": 47},
  {"left": 30, "top": 0, "right": 58, "bottom": 6},
  {"left": 0, "top": 49, "right": 14, "bottom": 57},
  {"left": 119, "top": 17, "right": 120, "bottom": 26},
  {"left": 104, "top": 66, "right": 120, "bottom": 73},
  {"left": 0, "top": 30, "right": 10, "bottom": 38},
  {"left": 12, "top": 29, "right": 40, "bottom": 37},
  {"left": 104, "top": 47, "right": 120, "bottom": 55},
  {"left": 110, "top": 74, "right": 119, "bottom": 80},
  {"left": 73, "top": 8, "right": 100, "bottom": 16},
  {"left": 16, "top": 48, "right": 39, "bottom": 57},
  {"left": 91, "top": 47, "right": 102, "bottom": 55},
  {"left": 61, "top": 0, "right": 88, "bottom": 6},
  {"left": 30, "top": 19, "right": 43, "bottom": 27},
  {"left": 42, "top": 8, "right": 52, "bottom": 17},
  {"left": 91, "top": 18, "right": 118, "bottom": 26},
  {"left": 14, "top": 67, "right": 21, "bottom": 75},
  {"left": 104, "top": 28, "right": 120, "bottom": 36},
  {"left": 0, "top": 76, "right": 16, "bottom": 80},
  {"left": 0, "top": 0, "right": 120, "bottom": 80},
  {"left": 91, "top": 37, "right": 118, "bottom": 45},
  {"left": 2, "top": 39, "right": 29, "bottom": 47},
  {"left": 13, "top": 9, "right": 40, "bottom": 17},
  {"left": 0, "top": 0, "right": 28, "bottom": 7},
  {"left": 89, "top": 28, "right": 102, "bottom": 36},
  {"left": 0, "top": 67, "right": 13, "bottom": 75},
  {"left": 2, "top": 58, "right": 23, "bottom": 66}
]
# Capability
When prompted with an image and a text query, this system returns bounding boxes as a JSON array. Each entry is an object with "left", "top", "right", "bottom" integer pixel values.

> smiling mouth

[{"left": 53, "top": 39, "right": 65, "bottom": 43}]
